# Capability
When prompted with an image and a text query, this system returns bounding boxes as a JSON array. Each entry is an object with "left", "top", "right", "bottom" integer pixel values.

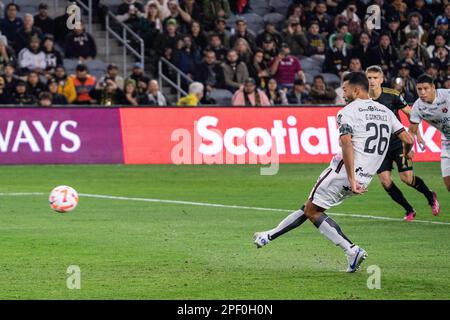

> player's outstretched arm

[
  {"left": 398, "top": 130, "right": 415, "bottom": 160},
  {"left": 402, "top": 107, "right": 426, "bottom": 150},
  {"left": 340, "top": 134, "right": 365, "bottom": 195}
]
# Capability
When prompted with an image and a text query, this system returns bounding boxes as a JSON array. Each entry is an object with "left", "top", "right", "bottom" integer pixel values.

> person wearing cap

[
  {"left": 430, "top": 46, "right": 449, "bottom": 72},
  {"left": 282, "top": 16, "right": 308, "bottom": 56},
  {"left": 429, "top": 17, "right": 450, "bottom": 45},
  {"left": 154, "top": 17, "right": 183, "bottom": 56},
  {"left": 396, "top": 45, "right": 425, "bottom": 78},
  {"left": 15, "top": 13, "right": 43, "bottom": 53},
  {"left": 203, "top": 0, "right": 231, "bottom": 29},
  {"left": 118, "top": 78, "right": 139, "bottom": 106},
  {"left": 256, "top": 21, "right": 283, "bottom": 48},
  {"left": 221, "top": 49, "right": 249, "bottom": 92},
  {"left": 162, "top": 0, "right": 192, "bottom": 33},
  {"left": 18, "top": 36, "right": 46, "bottom": 74},
  {"left": 116, "top": 0, "right": 145, "bottom": 22},
  {"left": 54, "top": 65, "right": 77, "bottom": 103},
  {"left": 10, "top": 80, "right": 37, "bottom": 105},
  {"left": 286, "top": 79, "right": 310, "bottom": 105},
  {"left": 230, "top": 18, "right": 256, "bottom": 52},
  {"left": 231, "top": 77, "right": 271, "bottom": 106},
  {"left": 177, "top": 81, "right": 204, "bottom": 106},
  {"left": 323, "top": 35, "right": 349, "bottom": 78},
  {"left": 128, "top": 62, "right": 148, "bottom": 84},
  {"left": 63, "top": 22, "right": 97, "bottom": 61},
  {"left": 261, "top": 34, "right": 278, "bottom": 64},
  {"left": 69, "top": 64, "right": 97, "bottom": 105},
  {"left": 99, "top": 64, "right": 124, "bottom": 90},
  {"left": 89, "top": 74, "right": 121, "bottom": 106},
  {"left": 386, "top": 12, "right": 406, "bottom": 48},
  {"left": 34, "top": 3, "right": 55, "bottom": 36},
  {"left": 206, "top": 33, "right": 228, "bottom": 63},
  {"left": 0, "top": 3, "right": 23, "bottom": 48},
  {"left": 434, "top": 3, "right": 450, "bottom": 29},
  {"left": 208, "top": 17, "right": 230, "bottom": 49},
  {"left": 269, "top": 43, "right": 306, "bottom": 90},
  {"left": 42, "top": 34, "right": 63, "bottom": 76},
  {"left": 306, "top": 0, "right": 333, "bottom": 37},
  {"left": 47, "top": 77, "right": 68, "bottom": 105},
  {"left": 401, "top": 32, "right": 430, "bottom": 71}
]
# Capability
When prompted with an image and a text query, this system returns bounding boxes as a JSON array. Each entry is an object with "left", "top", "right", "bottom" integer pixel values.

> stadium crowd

[{"left": 0, "top": 0, "right": 449, "bottom": 106}]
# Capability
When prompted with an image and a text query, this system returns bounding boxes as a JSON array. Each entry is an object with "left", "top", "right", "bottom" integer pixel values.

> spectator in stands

[
  {"left": 282, "top": 16, "right": 308, "bottom": 56},
  {"left": 146, "top": 0, "right": 170, "bottom": 20},
  {"left": 54, "top": 4, "right": 71, "bottom": 45},
  {"left": 118, "top": 78, "right": 139, "bottom": 106},
  {"left": 189, "top": 21, "right": 208, "bottom": 52},
  {"left": 203, "top": 0, "right": 231, "bottom": 29},
  {"left": 408, "top": 0, "right": 434, "bottom": 28},
  {"left": 15, "top": 14, "right": 43, "bottom": 53},
  {"left": 222, "top": 49, "right": 249, "bottom": 92},
  {"left": 386, "top": 13, "right": 405, "bottom": 49},
  {"left": 396, "top": 45, "right": 425, "bottom": 78},
  {"left": 173, "top": 34, "right": 202, "bottom": 78},
  {"left": 70, "top": 64, "right": 97, "bottom": 105},
  {"left": 334, "top": 71, "right": 350, "bottom": 105},
  {"left": 309, "top": 75, "right": 336, "bottom": 104},
  {"left": 54, "top": 65, "right": 76, "bottom": 103},
  {"left": 194, "top": 49, "right": 225, "bottom": 95},
  {"left": 139, "top": 2, "right": 162, "bottom": 42},
  {"left": 404, "top": 12, "right": 425, "bottom": 42},
  {"left": 42, "top": 34, "right": 63, "bottom": 78},
  {"left": 287, "top": 79, "right": 309, "bottom": 105},
  {"left": 270, "top": 43, "right": 305, "bottom": 91},
  {"left": 430, "top": 17, "right": 450, "bottom": 44},
  {"left": 261, "top": 35, "right": 278, "bottom": 64},
  {"left": 233, "top": 38, "right": 252, "bottom": 65},
  {"left": 402, "top": 31, "right": 430, "bottom": 68},
  {"left": 328, "top": 22, "right": 352, "bottom": 48},
  {"left": 99, "top": 64, "right": 124, "bottom": 90},
  {"left": 371, "top": 33, "right": 398, "bottom": 81},
  {"left": 177, "top": 81, "right": 204, "bottom": 106},
  {"left": 11, "top": 80, "right": 36, "bottom": 105},
  {"left": 34, "top": 3, "right": 55, "bottom": 37},
  {"left": 348, "top": 57, "right": 363, "bottom": 72},
  {"left": 116, "top": 0, "right": 145, "bottom": 21},
  {"left": 128, "top": 62, "right": 148, "bottom": 84},
  {"left": 121, "top": 4, "right": 144, "bottom": 32},
  {"left": 248, "top": 49, "right": 270, "bottom": 89},
  {"left": 427, "top": 33, "right": 450, "bottom": 59},
  {"left": 0, "top": 3, "right": 23, "bottom": 49},
  {"left": 0, "top": 76, "right": 11, "bottom": 104},
  {"left": 335, "top": 2, "right": 361, "bottom": 36},
  {"left": 136, "top": 76, "right": 151, "bottom": 96},
  {"left": 154, "top": 18, "right": 183, "bottom": 56},
  {"left": 163, "top": 0, "right": 192, "bottom": 33},
  {"left": 38, "top": 91, "right": 53, "bottom": 107},
  {"left": 18, "top": 36, "right": 46, "bottom": 74},
  {"left": 350, "top": 32, "right": 375, "bottom": 70},
  {"left": 209, "top": 18, "right": 230, "bottom": 49},
  {"left": 230, "top": 18, "right": 256, "bottom": 51},
  {"left": 3, "top": 63, "right": 18, "bottom": 95},
  {"left": 206, "top": 33, "right": 227, "bottom": 62},
  {"left": 430, "top": 46, "right": 449, "bottom": 72},
  {"left": 323, "top": 35, "right": 349, "bottom": 78},
  {"left": 392, "top": 63, "right": 417, "bottom": 103},
  {"left": 307, "top": 0, "right": 333, "bottom": 38},
  {"left": 304, "top": 21, "right": 327, "bottom": 60},
  {"left": 180, "top": 0, "right": 202, "bottom": 23},
  {"left": 138, "top": 79, "right": 169, "bottom": 106},
  {"left": 47, "top": 78, "right": 68, "bottom": 105},
  {"left": 26, "top": 71, "right": 46, "bottom": 98},
  {"left": 256, "top": 22, "right": 283, "bottom": 48},
  {"left": 231, "top": 77, "right": 271, "bottom": 106},
  {"left": 0, "top": 36, "right": 15, "bottom": 74},
  {"left": 90, "top": 77, "right": 121, "bottom": 106},
  {"left": 265, "top": 78, "right": 288, "bottom": 105},
  {"left": 64, "top": 23, "right": 97, "bottom": 61}
]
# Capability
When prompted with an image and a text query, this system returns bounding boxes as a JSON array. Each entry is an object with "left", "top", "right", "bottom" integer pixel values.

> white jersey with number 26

[{"left": 336, "top": 98, "right": 405, "bottom": 185}]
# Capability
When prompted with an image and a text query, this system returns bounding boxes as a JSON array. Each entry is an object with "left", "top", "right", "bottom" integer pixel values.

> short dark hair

[
  {"left": 343, "top": 72, "right": 369, "bottom": 91},
  {"left": 416, "top": 74, "right": 434, "bottom": 85}
]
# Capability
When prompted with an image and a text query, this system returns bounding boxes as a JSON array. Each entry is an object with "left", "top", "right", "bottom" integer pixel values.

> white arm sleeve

[
  {"left": 409, "top": 101, "right": 422, "bottom": 124},
  {"left": 337, "top": 108, "right": 354, "bottom": 136}
]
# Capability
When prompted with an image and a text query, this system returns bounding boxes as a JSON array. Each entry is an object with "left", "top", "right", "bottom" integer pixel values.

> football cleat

[
  {"left": 403, "top": 210, "right": 416, "bottom": 222},
  {"left": 430, "top": 192, "right": 440, "bottom": 216},
  {"left": 346, "top": 246, "right": 368, "bottom": 273},
  {"left": 253, "top": 232, "right": 270, "bottom": 248}
]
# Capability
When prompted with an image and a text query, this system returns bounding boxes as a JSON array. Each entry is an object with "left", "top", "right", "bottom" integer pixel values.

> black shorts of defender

[{"left": 377, "top": 144, "right": 413, "bottom": 174}]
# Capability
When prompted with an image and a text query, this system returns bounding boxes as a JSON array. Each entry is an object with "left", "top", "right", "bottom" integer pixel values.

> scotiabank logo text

[{"left": 0, "top": 120, "right": 80, "bottom": 153}]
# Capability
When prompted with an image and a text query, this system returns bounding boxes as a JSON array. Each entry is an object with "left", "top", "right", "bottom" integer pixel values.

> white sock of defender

[
  {"left": 268, "top": 206, "right": 307, "bottom": 240},
  {"left": 313, "top": 213, "right": 354, "bottom": 252}
]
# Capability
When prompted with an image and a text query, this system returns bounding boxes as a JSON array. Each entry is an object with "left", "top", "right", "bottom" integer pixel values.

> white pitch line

[{"left": 1, "top": 192, "right": 449, "bottom": 226}]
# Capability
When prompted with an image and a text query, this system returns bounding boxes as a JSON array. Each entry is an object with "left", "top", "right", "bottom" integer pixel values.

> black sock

[
  {"left": 408, "top": 176, "right": 434, "bottom": 205},
  {"left": 384, "top": 182, "right": 414, "bottom": 213}
]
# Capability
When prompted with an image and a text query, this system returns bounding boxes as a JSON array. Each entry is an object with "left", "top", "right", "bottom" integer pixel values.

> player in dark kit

[{"left": 365, "top": 66, "right": 440, "bottom": 221}]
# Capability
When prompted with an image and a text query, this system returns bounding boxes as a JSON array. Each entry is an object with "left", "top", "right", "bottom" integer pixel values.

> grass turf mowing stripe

[{"left": 1, "top": 192, "right": 449, "bottom": 226}]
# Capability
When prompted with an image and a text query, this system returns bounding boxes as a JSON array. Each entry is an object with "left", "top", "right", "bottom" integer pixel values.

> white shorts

[
  {"left": 442, "top": 139, "right": 450, "bottom": 178},
  {"left": 308, "top": 156, "right": 371, "bottom": 210}
]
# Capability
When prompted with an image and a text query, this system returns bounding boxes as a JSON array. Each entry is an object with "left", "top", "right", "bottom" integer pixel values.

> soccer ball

[{"left": 49, "top": 186, "right": 79, "bottom": 213}]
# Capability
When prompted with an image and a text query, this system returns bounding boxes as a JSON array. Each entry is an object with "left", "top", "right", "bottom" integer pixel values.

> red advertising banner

[{"left": 119, "top": 107, "right": 442, "bottom": 165}]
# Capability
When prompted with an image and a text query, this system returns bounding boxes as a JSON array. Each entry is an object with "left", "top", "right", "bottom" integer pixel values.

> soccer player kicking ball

[
  {"left": 254, "top": 72, "right": 414, "bottom": 272},
  {"left": 365, "top": 66, "right": 439, "bottom": 221},
  {"left": 409, "top": 74, "right": 450, "bottom": 193}
]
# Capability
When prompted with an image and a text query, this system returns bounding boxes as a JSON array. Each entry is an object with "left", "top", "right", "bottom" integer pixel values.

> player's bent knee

[{"left": 400, "top": 175, "right": 413, "bottom": 185}]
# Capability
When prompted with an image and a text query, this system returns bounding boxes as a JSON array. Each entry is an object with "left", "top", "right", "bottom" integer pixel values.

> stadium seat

[
  {"left": 269, "top": 0, "right": 291, "bottom": 16},
  {"left": 241, "top": 13, "right": 265, "bottom": 34},
  {"left": 263, "top": 13, "right": 286, "bottom": 31},
  {"left": 210, "top": 89, "right": 234, "bottom": 106},
  {"left": 321, "top": 73, "right": 341, "bottom": 87},
  {"left": 250, "top": 0, "right": 271, "bottom": 17}
]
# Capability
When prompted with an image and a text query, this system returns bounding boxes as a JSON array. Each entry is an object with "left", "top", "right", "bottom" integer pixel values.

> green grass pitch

[{"left": 0, "top": 163, "right": 449, "bottom": 299}]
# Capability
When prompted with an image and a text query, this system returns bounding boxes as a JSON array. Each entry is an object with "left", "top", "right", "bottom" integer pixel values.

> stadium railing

[{"left": 158, "top": 57, "right": 191, "bottom": 102}]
